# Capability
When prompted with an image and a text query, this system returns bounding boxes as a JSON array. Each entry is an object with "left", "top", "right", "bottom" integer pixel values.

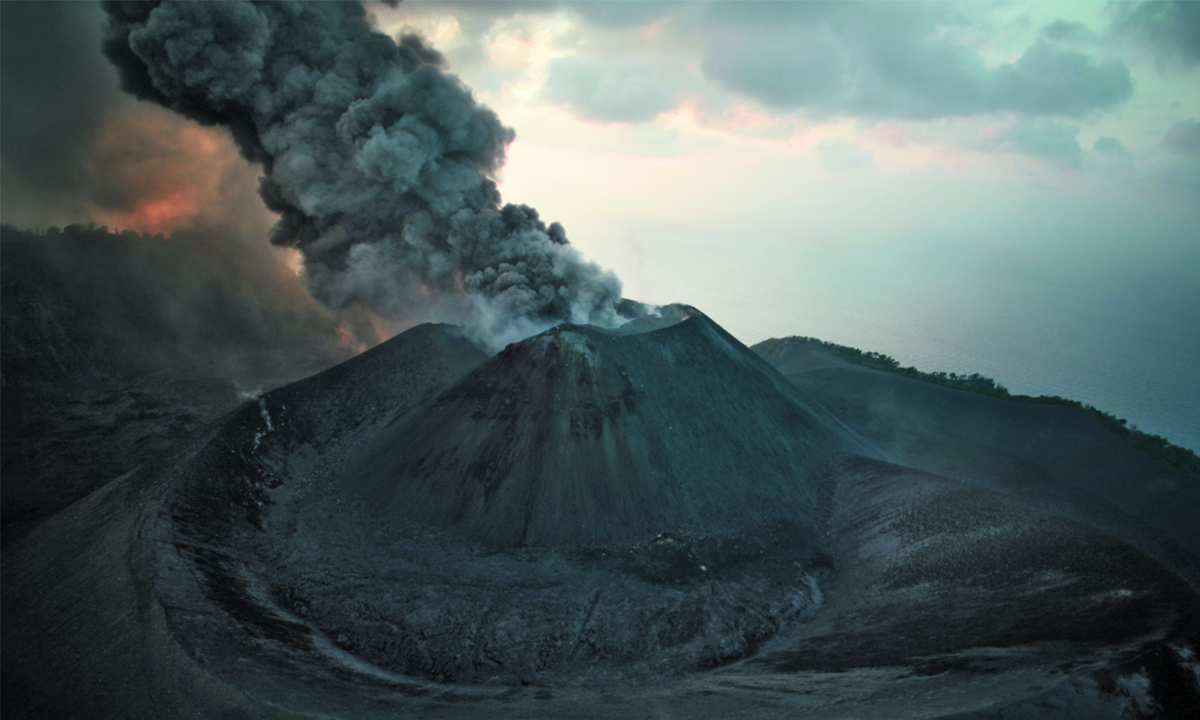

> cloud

[
  {"left": 992, "top": 40, "right": 1133, "bottom": 117},
  {"left": 1163, "top": 120, "right": 1200, "bottom": 156},
  {"left": 1160, "top": 157, "right": 1200, "bottom": 190},
  {"left": 700, "top": 23, "right": 846, "bottom": 113},
  {"left": 0, "top": 3, "right": 274, "bottom": 240},
  {"left": 1041, "top": 20, "right": 1096, "bottom": 44},
  {"left": 1090, "top": 136, "right": 1135, "bottom": 174},
  {"left": 386, "top": 2, "right": 1133, "bottom": 127},
  {"left": 373, "top": 1, "right": 677, "bottom": 71},
  {"left": 542, "top": 55, "right": 683, "bottom": 123},
  {"left": 0, "top": 4, "right": 381, "bottom": 365},
  {"left": 987, "top": 118, "right": 1084, "bottom": 167},
  {"left": 1113, "top": 0, "right": 1200, "bottom": 70},
  {"left": 101, "top": 1, "right": 625, "bottom": 347},
  {"left": 1094, "top": 136, "right": 1130, "bottom": 156},
  {"left": 1, "top": 223, "right": 364, "bottom": 386},
  {"left": 563, "top": 1, "right": 679, "bottom": 30},
  {"left": 696, "top": 7, "right": 1132, "bottom": 120},
  {"left": 0, "top": 2, "right": 122, "bottom": 210},
  {"left": 813, "top": 140, "right": 877, "bottom": 172},
  {"left": 389, "top": 1, "right": 676, "bottom": 30}
]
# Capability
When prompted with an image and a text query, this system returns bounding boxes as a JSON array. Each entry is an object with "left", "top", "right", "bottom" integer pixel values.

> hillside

[{"left": 752, "top": 336, "right": 1200, "bottom": 555}]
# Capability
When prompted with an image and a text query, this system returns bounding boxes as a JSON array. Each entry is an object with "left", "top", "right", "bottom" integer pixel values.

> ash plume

[{"left": 100, "top": 1, "right": 624, "bottom": 347}]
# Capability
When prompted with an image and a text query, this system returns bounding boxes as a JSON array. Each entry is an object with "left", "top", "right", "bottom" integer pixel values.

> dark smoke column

[{"left": 101, "top": 1, "right": 622, "bottom": 344}]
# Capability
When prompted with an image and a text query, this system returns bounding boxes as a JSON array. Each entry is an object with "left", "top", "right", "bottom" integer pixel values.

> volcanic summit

[
  {"left": 88, "top": 305, "right": 1190, "bottom": 716},
  {"left": 347, "top": 307, "right": 873, "bottom": 547}
]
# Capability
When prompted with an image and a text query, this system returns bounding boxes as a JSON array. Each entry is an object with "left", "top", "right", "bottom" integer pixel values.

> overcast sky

[
  {"left": 3, "top": 1, "right": 1198, "bottom": 344},
  {"left": 355, "top": 1, "right": 1200, "bottom": 339}
]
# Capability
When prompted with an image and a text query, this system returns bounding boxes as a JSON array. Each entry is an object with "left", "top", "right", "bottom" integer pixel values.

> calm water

[{"left": 644, "top": 234, "right": 1200, "bottom": 453}]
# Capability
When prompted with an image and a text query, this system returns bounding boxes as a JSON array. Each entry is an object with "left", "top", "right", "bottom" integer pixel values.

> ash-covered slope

[
  {"left": 347, "top": 309, "right": 874, "bottom": 547},
  {"left": 753, "top": 336, "right": 1200, "bottom": 718},
  {"left": 5, "top": 308, "right": 1198, "bottom": 720},
  {"left": 752, "top": 337, "right": 1200, "bottom": 556}
]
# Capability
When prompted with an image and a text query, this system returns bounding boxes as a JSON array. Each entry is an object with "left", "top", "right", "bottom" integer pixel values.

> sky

[
  {"left": 2, "top": 1, "right": 1199, "bottom": 445},
  {"left": 365, "top": 1, "right": 1200, "bottom": 332}
]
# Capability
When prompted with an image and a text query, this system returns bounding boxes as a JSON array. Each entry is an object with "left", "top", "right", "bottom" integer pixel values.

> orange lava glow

[
  {"left": 335, "top": 322, "right": 369, "bottom": 355},
  {"left": 88, "top": 107, "right": 243, "bottom": 237},
  {"left": 333, "top": 310, "right": 396, "bottom": 356},
  {"left": 115, "top": 188, "right": 204, "bottom": 236},
  {"left": 367, "top": 312, "right": 393, "bottom": 345}
]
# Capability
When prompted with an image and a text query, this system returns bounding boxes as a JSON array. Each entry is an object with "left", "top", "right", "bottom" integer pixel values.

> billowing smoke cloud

[
  {"left": 1, "top": 3, "right": 384, "bottom": 385},
  {"left": 100, "top": 1, "right": 624, "bottom": 347}
]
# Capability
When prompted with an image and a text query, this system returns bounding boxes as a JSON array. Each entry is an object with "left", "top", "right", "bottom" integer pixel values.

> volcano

[
  {"left": 4, "top": 307, "right": 1198, "bottom": 719},
  {"left": 347, "top": 309, "right": 872, "bottom": 547}
]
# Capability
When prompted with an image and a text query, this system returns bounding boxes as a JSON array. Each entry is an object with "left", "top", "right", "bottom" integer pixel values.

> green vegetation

[{"left": 765, "top": 336, "right": 1200, "bottom": 479}]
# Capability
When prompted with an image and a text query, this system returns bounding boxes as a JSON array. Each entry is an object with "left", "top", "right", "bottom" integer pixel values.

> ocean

[{"left": 640, "top": 233, "right": 1200, "bottom": 453}]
